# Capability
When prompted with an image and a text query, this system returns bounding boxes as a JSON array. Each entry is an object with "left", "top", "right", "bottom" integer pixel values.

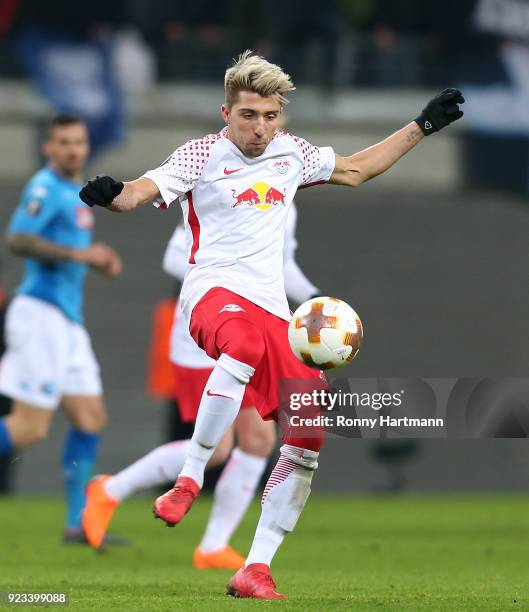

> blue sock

[
  {"left": 62, "top": 429, "right": 100, "bottom": 531},
  {"left": 0, "top": 419, "right": 13, "bottom": 454}
]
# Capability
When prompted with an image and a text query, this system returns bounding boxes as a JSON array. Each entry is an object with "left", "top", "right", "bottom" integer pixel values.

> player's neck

[
  {"left": 224, "top": 128, "right": 239, "bottom": 151},
  {"left": 224, "top": 129, "right": 253, "bottom": 158},
  {"left": 49, "top": 163, "right": 83, "bottom": 184}
]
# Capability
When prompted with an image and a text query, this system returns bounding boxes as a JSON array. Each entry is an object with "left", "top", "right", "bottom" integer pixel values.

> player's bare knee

[
  {"left": 209, "top": 430, "right": 233, "bottom": 467},
  {"left": 76, "top": 410, "right": 106, "bottom": 432},
  {"left": 89, "top": 414, "right": 106, "bottom": 432},
  {"left": 6, "top": 404, "right": 53, "bottom": 447},
  {"left": 91, "top": 406, "right": 107, "bottom": 431},
  {"left": 239, "top": 426, "right": 276, "bottom": 457},
  {"left": 209, "top": 445, "right": 230, "bottom": 467},
  {"left": 261, "top": 426, "right": 277, "bottom": 455},
  {"left": 211, "top": 443, "right": 231, "bottom": 466},
  {"left": 32, "top": 425, "right": 49, "bottom": 444},
  {"left": 64, "top": 396, "right": 107, "bottom": 432},
  {"left": 21, "top": 417, "right": 50, "bottom": 445}
]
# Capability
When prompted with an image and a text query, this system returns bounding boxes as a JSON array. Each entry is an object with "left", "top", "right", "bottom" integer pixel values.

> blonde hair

[{"left": 224, "top": 50, "right": 295, "bottom": 107}]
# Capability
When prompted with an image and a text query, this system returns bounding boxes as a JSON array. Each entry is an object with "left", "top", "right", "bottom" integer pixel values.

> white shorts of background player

[{"left": 0, "top": 295, "right": 102, "bottom": 409}]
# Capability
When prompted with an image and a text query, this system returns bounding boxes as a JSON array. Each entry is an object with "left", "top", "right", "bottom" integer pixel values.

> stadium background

[{"left": 0, "top": 0, "right": 529, "bottom": 497}]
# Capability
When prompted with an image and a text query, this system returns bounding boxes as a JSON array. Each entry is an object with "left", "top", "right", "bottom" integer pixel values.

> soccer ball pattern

[{"left": 288, "top": 297, "right": 363, "bottom": 370}]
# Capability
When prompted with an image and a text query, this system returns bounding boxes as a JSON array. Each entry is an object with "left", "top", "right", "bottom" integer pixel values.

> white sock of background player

[
  {"left": 199, "top": 447, "right": 267, "bottom": 552},
  {"left": 103, "top": 439, "right": 267, "bottom": 542},
  {"left": 104, "top": 439, "right": 192, "bottom": 502}
]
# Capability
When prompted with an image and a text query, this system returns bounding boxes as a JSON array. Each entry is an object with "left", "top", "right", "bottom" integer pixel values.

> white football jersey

[
  {"left": 164, "top": 202, "right": 320, "bottom": 368},
  {"left": 144, "top": 127, "right": 335, "bottom": 322}
]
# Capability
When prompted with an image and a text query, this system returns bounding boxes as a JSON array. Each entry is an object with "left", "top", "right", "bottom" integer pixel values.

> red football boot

[
  {"left": 226, "top": 563, "right": 286, "bottom": 600},
  {"left": 153, "top": 476, "right": 201, "bottom": 526}
]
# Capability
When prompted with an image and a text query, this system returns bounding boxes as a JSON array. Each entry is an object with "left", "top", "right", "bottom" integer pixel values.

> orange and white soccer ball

[{"left": 288, "top": 297, "right": 363, "bottom": 370}]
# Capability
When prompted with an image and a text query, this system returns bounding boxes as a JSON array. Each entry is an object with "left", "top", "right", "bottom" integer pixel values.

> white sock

[
  {"left": 180, "top": 354, "right": 254, "bottom": 488},
  {"left": 104, "top": 440, "right": 190, "bottom": 502},
  {"left": 199, "top": 448, "right": 267, "bottom": 552},
  {"left": 245, "top": 445, "right": 319, "bottom": 567}
]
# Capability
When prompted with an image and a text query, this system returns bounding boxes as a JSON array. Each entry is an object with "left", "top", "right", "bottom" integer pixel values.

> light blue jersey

[{"left": 8, "top": 166, "right": 94, "bottom": 324}]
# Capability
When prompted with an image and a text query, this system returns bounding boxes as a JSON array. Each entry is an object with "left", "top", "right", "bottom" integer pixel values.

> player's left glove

[
  {"left": 79, "top": 175, "right": 124, "bottom": 207},
  {"left": 415, "top": 88, "right": 465, "bottom": 136}
]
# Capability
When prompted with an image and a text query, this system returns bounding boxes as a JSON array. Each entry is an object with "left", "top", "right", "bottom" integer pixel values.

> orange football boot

[
  {"left": 193, "top": 546, "right": 246, "bottom": 569},
  {"left": 227, "top": 563, "right": 286, "bottom": 599},
  {"left": 82, "top": 475, "right": 119, "bottom": 548}
]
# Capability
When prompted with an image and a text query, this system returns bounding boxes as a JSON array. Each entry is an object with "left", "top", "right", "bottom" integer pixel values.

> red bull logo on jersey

[
  {"left": 271, "top": 158, "right": 291, "bottom": 175},
  {"left": 231, "top": 182, "right": 286, "bottom": 211}
]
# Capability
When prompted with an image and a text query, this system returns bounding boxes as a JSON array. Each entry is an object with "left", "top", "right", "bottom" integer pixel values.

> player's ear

[
  {"left": 221, "top": 104, "right": 230, "bottom": 125},
  {"left": 278, "top": 109, "right": 288, "bottom": 130},
  {"left": 41, "top": 137, "right": 51, "bottom": 159}
]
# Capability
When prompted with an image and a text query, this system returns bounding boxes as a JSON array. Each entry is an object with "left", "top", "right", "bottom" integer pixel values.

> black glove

[
  {"left": 79, "top": 175, "right": 124, "bottom": 207},
  {"left": 415, "top": 88, "right": 465, "bottom": 136}
]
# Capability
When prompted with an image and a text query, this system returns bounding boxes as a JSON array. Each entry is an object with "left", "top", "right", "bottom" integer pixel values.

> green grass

[{"left": 1, "top": 494, "right": 529, "bottom": 610}]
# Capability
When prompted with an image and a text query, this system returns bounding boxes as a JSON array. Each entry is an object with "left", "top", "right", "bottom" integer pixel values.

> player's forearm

[
  {"left": 331, "top": 89, "right": 464, "bottom": 188},
  {"left": 80, "top": 176, "right": 160, "bottom": 211},
  {"left": 7, "top": 233, "right": 80, "bottom": 264},
  {"left": 108, "top": 180, "right": 156, "bottom": 212},
  {"left": 344, "top": 122, "right": 424, "bottom": 186},
  {"left": 106, "top": 182, "right": 138, "bottom": 212}
]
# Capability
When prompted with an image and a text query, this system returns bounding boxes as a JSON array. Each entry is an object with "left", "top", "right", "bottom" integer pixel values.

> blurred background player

[
  {"left": 0, "top": 114, "right": 123, "bottom": 543},
  {"left": 0, "top": 265, "right": 13, "bottom": 493},
  {"left": 83, "top": 202, "right": 320, "bottom": 570}
]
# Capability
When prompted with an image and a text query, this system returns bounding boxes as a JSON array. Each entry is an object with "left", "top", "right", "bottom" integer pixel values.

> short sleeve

[
  {"left": 142, "top": 134, "right": 218, "bottom": 209},
  {"left": 8, "top": 183, "right": 57, "bottom": 235},
  {"left": 292, "top": 135, "right": 335, "bottom": 188}
]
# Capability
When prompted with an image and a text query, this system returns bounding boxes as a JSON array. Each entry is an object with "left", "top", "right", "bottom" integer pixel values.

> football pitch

[{"left": 1, "top": 495, "right": 528, "bottom": 611}]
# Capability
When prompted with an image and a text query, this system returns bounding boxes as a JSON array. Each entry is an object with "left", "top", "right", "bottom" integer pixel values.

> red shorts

[
  {"left": 189, "top": 288, "right": 327, "bottom": 421},
  {"left": 173, "top": 364, "right": 254, "bottom": 423}
]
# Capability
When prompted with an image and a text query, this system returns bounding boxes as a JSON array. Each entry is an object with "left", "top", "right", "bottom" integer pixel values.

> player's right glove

[
  {"left": 79, "top": 175, "right": 124, "bottom": 207},
  {"left": 415, "top": 88, "right": 465, "bottom": 136}
]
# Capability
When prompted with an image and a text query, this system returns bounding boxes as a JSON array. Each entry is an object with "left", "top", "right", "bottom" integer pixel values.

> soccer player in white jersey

[
  {"left": 80, "top": 51, "right": 464, "bottom": 599},
  {"left": 82, "top": 204, "right": 319, "bottom": 571}
]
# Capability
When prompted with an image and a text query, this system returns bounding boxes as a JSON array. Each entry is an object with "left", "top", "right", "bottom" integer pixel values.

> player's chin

[
  {"left": 64, "top": 160, "right": 84, "bottom": 173},
  {"left": 245, "top": 143, "right": 268, "bottom": 157}
]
